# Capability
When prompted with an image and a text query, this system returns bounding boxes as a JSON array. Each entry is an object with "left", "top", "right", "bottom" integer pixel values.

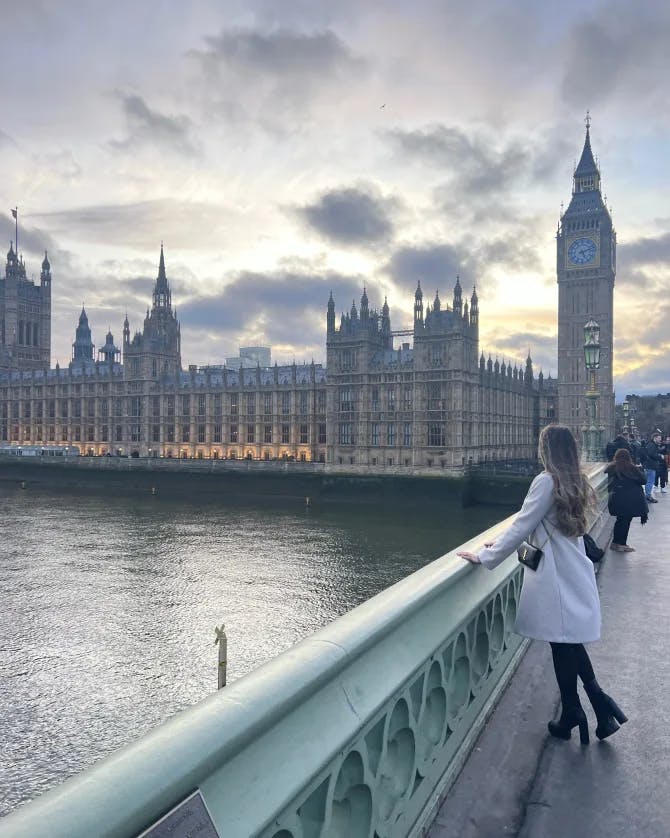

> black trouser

[
  {"left": 613, "top": 516, "right": 632, "bottom": 545},
  {"left": 550, "top": 642, "right": 596, "bottom": 707},
  {"left": 655, "top": 462, "right": 668, "bottom": 488}
]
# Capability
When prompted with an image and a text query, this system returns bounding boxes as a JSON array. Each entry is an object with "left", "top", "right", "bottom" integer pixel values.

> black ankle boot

[
  {"left": 548, "top": 700, "right": 589, "bottom": 745},
  {"left": 583, "top": 678, "right": 628, "bottom": 740}
]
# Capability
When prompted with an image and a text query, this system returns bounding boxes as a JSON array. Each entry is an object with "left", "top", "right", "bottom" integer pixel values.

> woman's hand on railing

[{"left": 457, "top": 551, "right": 481, "bottom": 564}]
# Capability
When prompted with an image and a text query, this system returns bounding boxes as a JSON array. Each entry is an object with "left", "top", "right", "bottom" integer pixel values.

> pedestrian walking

[
  {"left": 605, "top": 430, "right": 632, "bottom": 462},
  {"left": 457, "top": 424, "right": 627, "bottom": 743},
  {"left": 605, "top": 448, "right": 648, "bottom": 552},
  {"left": 655, "top": 436, "right": 668, "bottom": 493},
  {"left": 640, "top": 432, "right": 664, "bottom": 502}
]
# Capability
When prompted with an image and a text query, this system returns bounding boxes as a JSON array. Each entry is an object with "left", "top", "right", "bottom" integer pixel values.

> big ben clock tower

[{"left": 557, "top": 114, "right": 615, "bottom": 444}]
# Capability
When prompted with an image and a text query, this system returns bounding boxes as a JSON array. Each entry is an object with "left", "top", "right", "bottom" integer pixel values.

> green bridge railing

[{"left": 0, "top": 469, "right": 610, "bottom": 838}]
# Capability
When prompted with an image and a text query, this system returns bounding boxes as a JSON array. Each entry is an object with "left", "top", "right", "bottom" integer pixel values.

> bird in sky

[{"left": 380, "top": 103, "right": 386, "bottom": 109}]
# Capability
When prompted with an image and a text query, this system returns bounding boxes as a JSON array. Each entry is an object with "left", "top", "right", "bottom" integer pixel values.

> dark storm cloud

[
  {"left": 295, "top": 186, "right": 395, "bottom": 247},
  {"left": 618, "top": 232, "right": 670, "bottom": 267},
  {"left": 387, "top": 124, "right": 570, "bottom": 199},
  {"left": 178, "top": 268, "right": 378, "bottom": 348},
  {"left": 561, "top": 2, "right": 670, "bottom": 108},
  {"left": 197, "top": 27, "right": 363, "bottom": 79},
  {"left": 385, "top": 243, "right": 478, "bottom": 295},
  {"left": 110, "top": 94, "right": 199, "bottom": 157},
  {"left": 188, "top": 25, "right": 366, "bottom": 131}
]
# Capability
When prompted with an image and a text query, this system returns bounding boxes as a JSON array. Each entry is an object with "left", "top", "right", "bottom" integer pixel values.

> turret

[
  {"left": 360, "top": 287, "right": 369, "bottom": 321},
  {"left": 71, "top": 305, "right": 94, "bottom": 366},
  {"left": 327, "top": 291, "right": 335, "bottom": 334},
  {"left": 40, "top": 251, "right": 51, "bottom": 286},
  {"left": 433, "top": 290, "right": 441, "bottom": 313},
  {"left": 414, "top": 281, "right": 424, "bottom": 327},
  {"left": 381, "top": 297, "right": 391, "bottom": 348},
  {"left": 123, "top": 313, "right": 130, "bottom": 347},
  {"left": 470, "top": 285, "right": 479, "bottom": 326},
  {"left": 453, "top": 275, "right": 462, "bottom": 317},
  {"left": 524, "top": 351, "right": 534, "bottom": 387}
]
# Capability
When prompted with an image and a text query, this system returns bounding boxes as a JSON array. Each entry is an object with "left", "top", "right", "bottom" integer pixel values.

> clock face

[{"left": 568, "top": 237, "right": 597, "bottom": 265}]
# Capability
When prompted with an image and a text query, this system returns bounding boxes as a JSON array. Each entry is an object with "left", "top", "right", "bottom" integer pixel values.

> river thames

[{"left": 0, "top": 482, "right": 505, "bottom": 816}]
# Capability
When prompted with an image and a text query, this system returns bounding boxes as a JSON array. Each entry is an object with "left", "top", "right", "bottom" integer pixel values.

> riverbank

[{"left": 0, "top": 455, "right": 534, "bottom": 508}]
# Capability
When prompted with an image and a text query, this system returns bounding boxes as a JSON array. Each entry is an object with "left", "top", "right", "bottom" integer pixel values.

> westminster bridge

[{"left": 1, "top": 467, "right": 667, "bottom": 838}]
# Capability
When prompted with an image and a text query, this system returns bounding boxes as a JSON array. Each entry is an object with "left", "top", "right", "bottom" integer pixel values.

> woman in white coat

[{"left": 458, "top": 424, "right": 627, "bottom": 744}]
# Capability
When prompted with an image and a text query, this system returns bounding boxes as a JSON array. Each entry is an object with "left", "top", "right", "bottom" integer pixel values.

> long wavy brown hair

[
  {"left": 538, "top": 424, "right": 596, "bottom": 536},
  {"left": 605, "top": 447, "right": 644, "bottom": 480}
]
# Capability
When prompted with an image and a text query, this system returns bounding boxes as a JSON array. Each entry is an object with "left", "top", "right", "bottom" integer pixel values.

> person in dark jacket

[
  {"left": 655, "top": 437, "right": 668, "bottom": 493},
  {"left": 605, "top": 431, "right": 632, "bottom": 462},
  {"left": 640, "top": 432, "right": 664, "bottom": 502},
  {"left": 606, "top": 448, "right": 648, "bottom": 552}
]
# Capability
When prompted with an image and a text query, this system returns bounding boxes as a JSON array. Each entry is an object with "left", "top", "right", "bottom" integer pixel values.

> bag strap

[{"left": 533, "top": 519, "right": 555, "bottom": 551}]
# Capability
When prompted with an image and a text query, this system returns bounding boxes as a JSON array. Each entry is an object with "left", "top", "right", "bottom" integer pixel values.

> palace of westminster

[{"left": 0, "top": 123, "right": 615, "bottom": 471}]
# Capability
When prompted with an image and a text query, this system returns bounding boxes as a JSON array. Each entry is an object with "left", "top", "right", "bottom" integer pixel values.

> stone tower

[
  {"left": 557, "top": 116, "right": 615, "bottom": 442},
  {"left": 0, "top": 245, "right": 51, "bottom": 371},
  {"left": 124, "top": 244, "right": 181, "bottom": 380}
]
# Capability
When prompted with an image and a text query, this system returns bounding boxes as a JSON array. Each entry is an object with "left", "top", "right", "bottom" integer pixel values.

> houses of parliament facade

[{"left": 0, "top": 124, "right": 615, "bottom": 471}]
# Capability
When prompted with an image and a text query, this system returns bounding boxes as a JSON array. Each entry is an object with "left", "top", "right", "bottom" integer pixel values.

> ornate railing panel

[{"left": 0, "top": 469, "right": 610, "bottom": 838}]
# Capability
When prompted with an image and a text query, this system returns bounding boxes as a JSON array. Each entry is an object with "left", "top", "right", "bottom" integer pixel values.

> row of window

[
  {"left": 337, "top": 422, "right": 531, "bottom": 447},
  {"left": 1, "top": 422, "right": 329, "bottom": 446},
  {"left": 0, "top": 390, "right": 327, "bottom": 415}
]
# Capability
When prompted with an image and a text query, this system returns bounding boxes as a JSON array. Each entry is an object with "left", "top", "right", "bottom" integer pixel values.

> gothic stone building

[
  {"left": 327, "top": 281, "right": 556, "bottom": 470},
  {"left": 0, "top": 246, "right": 556, "bottom": 469},
  {"left": 0, "top": 254, "right": 557, "bottom": 471}
]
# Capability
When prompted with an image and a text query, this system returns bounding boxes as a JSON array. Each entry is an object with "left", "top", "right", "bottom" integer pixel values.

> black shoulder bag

[{"left": 517, "top": 521, "right": 554, "bottom": 572}]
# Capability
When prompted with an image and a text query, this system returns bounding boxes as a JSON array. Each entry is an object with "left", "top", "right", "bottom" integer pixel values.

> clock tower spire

[{"left": 557, "top": 114, "right": 615, "bottom": 445}]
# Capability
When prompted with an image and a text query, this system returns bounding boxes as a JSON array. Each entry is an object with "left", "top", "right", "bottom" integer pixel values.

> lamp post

[
  {"left": 583, "top": 318, "right": 602, "bottom": 461},
  {"left": 622, "top": 399, "right": 629, "bottom": 435}
]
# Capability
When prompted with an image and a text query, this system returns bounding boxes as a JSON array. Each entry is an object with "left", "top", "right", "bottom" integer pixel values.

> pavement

[{"left": 428, "top": 486, "right": 670, "bottom": 838}]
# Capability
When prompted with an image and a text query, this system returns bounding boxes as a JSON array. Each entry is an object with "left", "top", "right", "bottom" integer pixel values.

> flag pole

[{"left": 12, "top": 207, "right": 18, "bottom": 254}]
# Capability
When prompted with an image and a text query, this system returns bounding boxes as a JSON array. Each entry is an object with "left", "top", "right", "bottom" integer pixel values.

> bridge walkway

[{"left": 429, "top": 488, "right": 670, "bottom": 838}]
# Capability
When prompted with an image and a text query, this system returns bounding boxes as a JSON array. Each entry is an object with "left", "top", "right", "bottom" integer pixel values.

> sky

[{"left": 1, "top": 0, "right": 669, "bottom": 395}]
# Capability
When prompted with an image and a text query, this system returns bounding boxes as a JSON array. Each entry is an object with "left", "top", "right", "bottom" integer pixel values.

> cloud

[
  {"left": 177, "top": 268, "right": 378, "bottom": 360},
  {"left": 29, "top": 200, "right": 237, "bottom": 249},
  {"left": 200, "top": 27, "right": 361, "bottom": 78},
  {"left": 618, "top": 231, "right": 670, "bottom": 267},
  {"left": 385, "top": 242, "right": 471, "bottom": 295},
  {"left": 110, "top": 94, "right": 199, "bottom": 157},
  {"left": 561, "top": 1, "right": 670, "bottom": 110},
  {"left": 295, "top": 185, "right": 396, "bottom": 247},
  {"left": 387, "top": 124, "right": 569, "bottom": 199},
  {"left": 188, "top": 26, "right": 367, "bottom": 131}
]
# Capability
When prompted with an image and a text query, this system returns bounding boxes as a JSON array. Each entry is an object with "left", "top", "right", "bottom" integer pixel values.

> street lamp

[
  {"left": 583, "top": 318, "right": 603, "bottom": 461},
  {"left": 622, "top": 399, "right": 629, "bottom": 435}
]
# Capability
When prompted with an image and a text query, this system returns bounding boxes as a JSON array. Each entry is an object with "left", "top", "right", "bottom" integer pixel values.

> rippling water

[{"left": 0, "top": 482, "right": 502, "bottom": 816}]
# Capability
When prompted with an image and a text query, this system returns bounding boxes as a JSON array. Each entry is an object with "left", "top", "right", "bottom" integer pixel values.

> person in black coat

[
  {"left": 605, "top": 431, "right": 631, "bottom": 462},
  {"left": 605, "top": 448, "right": 648, "bottom": 552},
  {"left": 640, "top": 432, "right": 664, "bottom": 502}
]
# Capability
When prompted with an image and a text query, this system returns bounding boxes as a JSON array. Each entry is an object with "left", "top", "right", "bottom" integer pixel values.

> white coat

[{"left": 478, "top": 471, "right": 601, "bottom": 643}]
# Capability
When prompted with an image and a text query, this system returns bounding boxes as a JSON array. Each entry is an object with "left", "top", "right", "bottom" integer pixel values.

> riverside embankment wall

[{"left": 0, "top": 456, "right": 533, "bottom": 508}]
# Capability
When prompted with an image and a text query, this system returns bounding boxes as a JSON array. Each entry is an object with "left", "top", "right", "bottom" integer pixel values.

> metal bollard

[{"left": 214, "top": 624, "right": 227, "bottom": 689}]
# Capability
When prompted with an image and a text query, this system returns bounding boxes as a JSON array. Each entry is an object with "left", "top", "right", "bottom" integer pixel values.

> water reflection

[{"left": 0, "top": 483, "right": 502, "bottom": 815}]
